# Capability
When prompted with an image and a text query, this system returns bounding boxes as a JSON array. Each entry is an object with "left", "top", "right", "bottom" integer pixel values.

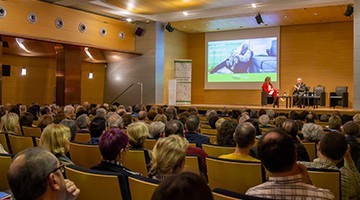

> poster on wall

[{"left": 174, "top": 60, "right": 192, "bottom": 105}]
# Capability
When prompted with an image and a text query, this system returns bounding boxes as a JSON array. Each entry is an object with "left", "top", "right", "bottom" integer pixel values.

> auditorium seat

[
  {"left": 65, "top": 164, "right": 128, "bottom": 200},
  {"left": 202, "top": 134, "right": 217, "bottom": 144},
  {"left": 184, "top": 155, "right": 202, "bottom": 175},
  {"left": 22, "top": 126, "right": 42, "bottom": 138},
  {"left": 123, "top": 149, "right": 150, "bottom": 176},
  {"left": 73, "top": 133, "right": 91, "bottom": 143},
  {"left": 143, "top": 139, "right": 157, "bottom": 150},
  {"left": 212, "top": 188, "right": 272, "bottom": 200},
  {"left": 261, "top": 90, "right": 278, "bottom": 107},
  {"left": 330, "top": 86, "right": 348, "bottom": 108},
  {"left": 68, "top": 142, "right": 102, "bottom": 169},
  {"left": 302, "top": 142, "right": 317, "bottom": 161},
  {"left": 8, "top": 134, "right": 35, "bottom": 155},
  {"left": 128, "top": 175, "right": 159, "bottom": 200},
  {"left": 202, "top": 144, "right": 235, "bottom": 158},
  {"left": 308, "top": 168, "right": 341, "bottom": 200},
  {"left": 0, "top": 133, "right": 10, "bottom": 153},
  {"left": 206, "top": 157, "right": 264, "bottom": 194},
  {"left": 200, "top": 128, "right": 217, "bottom": 135},
  {"left": 0, "top": 153, "right": 13, "bottom": 191}
]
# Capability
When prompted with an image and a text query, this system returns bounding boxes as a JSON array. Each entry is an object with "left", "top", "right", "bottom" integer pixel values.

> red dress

[{"left": 262, "top": 82, "right": 278, "bottom": 102}]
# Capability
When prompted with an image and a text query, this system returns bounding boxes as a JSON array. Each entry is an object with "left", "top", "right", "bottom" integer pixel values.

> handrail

[{"left": 110, "top": 83, "right": 135, "bottom": 105}]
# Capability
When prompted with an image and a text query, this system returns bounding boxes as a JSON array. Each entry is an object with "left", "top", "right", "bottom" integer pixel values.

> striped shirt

[{"left": 246, "top": 174, "right": 334, "bottom": 199}]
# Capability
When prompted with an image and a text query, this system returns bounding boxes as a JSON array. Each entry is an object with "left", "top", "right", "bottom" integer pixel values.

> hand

[
  {"left": 344, "top": 144, "right": 352, "bottom": 160},
  {"left": 297, "top": 163, "right": 312, "bottom": 185},
  {"left": 65, "top": 179, "right": 80, "bottom": 200}
]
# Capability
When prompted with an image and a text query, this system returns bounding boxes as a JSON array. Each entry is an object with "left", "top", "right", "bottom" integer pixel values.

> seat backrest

[
  {"left": 22, "top": 126, "right": 42, "bottom": 138},
  {"left": 212, "top": 188, "right": 271, "bottom": 200},
  {"left": 202, "top": 134, "right": 217, "bottom": 144},
  {"left": 143, "top": 139, "right": 157, "bottom": 150},
  {"left": 128, "top": 175, "right": 159, "bottom": 200},
  {"left": 65, "top": 165, "right": 123, "bottom": 200},
  {"left": 68, "top": 142, "right": 102, "bottom": 169},
  {"left": 8, "top": 134, "right": 35, "bottom": 155},
  {"left": 0, "top": 154, "right": 13, "bottom": 191},
  {"left": 335, "top": 86, "right": 348, "bottom": 96},
  {"left": 0, "top": 133, "right": 10, "bottom": 153},
  {"left": 308, "top": 168, "right": 341, "bottom": 200},
  {"left": 200, "top": 128, "right": 218, "bottom": 135},
  {"left": 73, "top": 133, "right": 91, "bottom": 144},
  {"left": 313, "top": 86, "right": 325, "bottom": 96},
  {"left": 206, "top": 157, "right": 263, "bottom": 194},
  {"left": 302, "top": 142, "right": 317, "bottom": 161},
  {"left": 122, "top": 149, "right": 149, "bottom": 176},
  {"left": 184, "top": 155, "right": 201, "bottom": 175},
  {"left": 202, "top": 144, "right": 235, "bottom": 158}
]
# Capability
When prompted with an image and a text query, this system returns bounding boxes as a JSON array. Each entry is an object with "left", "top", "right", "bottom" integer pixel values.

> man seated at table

[{"left": 293, "top": 78, "right": 306, "bottom": 107}]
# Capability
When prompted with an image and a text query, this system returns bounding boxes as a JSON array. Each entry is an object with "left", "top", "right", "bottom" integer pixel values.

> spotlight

[
  {"left": 165, "top": 22, "right": 174, "bottom": 32},
  {"left": 255, "top": 13, "right": 264, "bottom": 24},
  {"left": 344, "top": 4, "right": 353, "bottom": 17}
]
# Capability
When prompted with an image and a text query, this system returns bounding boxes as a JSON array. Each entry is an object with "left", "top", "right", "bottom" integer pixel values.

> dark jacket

[{"left": 185, "top": 131, "right": 210, "bottom": 148}]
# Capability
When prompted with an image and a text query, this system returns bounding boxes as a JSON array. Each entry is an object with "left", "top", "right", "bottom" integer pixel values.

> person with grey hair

[
  {"left": 219, "top": 122, "right": 259, "bottom": 162},
  {"left": 353, "top": 114, "right": 360, "bottom": 125},
  {"left": 238, "top": 112, "right": 250, "bottom": 124},
  {"left": 259, "top": 114, "right": 271, "bottom": 128},
  {"left": 266, "top": 109, "right": 275, "bottom": 120},
  {"left": 166, "top": 106, "right": 178, "bottom": 120},
  {"left": 205, "top": 109, "right": 217, "bottom": 121},
  {"left": 301, "top": 123, "right": 324, "bottom": 143},
  {"left": 7, "top": 147, "right": 80, "bottom": 200},
  {"left": 96, "top": 108, "right": 107, "bottom": 119},
  {"left": 138, "top": 111, "right": 147, "bottom": 122},
  {"left": 76, "top": 114, "right": 90, "bottom": 133},
  {"left": 107, "top": 113, "right": 123, "bottom": 129},
  {"left": 148, "top": 121, "right": 165, "bottom": 139},
  {"left": 60, "top": 119, "right": 77, "bottom": 141},
  {"left": 64, "top": 105, "right": 75, "bottom": 120}
]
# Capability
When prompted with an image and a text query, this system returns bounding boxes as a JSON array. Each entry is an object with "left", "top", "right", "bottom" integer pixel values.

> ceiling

[{"left": 40, "top": 0, "right": 354, "bottom": 33}]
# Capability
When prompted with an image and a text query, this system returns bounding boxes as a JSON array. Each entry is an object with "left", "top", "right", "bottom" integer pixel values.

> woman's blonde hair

[
  {"left": 0, "top": 113, "right": 20, "bottom": 135},
  {"left": 127, "top": 122, "right": 149, "bottom": 148},
  {"left": 149, "top": 135, "right": 189, "bottom": 178},
  {"left": 40, "top": 124, "right": 71, "bottom": 156}
]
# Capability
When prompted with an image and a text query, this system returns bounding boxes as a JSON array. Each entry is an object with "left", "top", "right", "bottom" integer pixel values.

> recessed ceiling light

[
  {"left": 127, "top": 2, "right": 134, "bottom": 10},
  {"left": 183, "top": 26, "right": 186, "bottom": 28},
  {"left": 126, "top": 18, "right": 132, "bottom": 22},
  {"left": 314, "top": 12, "right": 318, "bottom": 15},
  {"left": 251, "top": 3, "right": 257, "bottom": 8},
  {"left": 183, "top": 11, "right": 189, "bottom": 16},
  {"left": 284, "top": 15, "right": 287, "bottom": 18}
]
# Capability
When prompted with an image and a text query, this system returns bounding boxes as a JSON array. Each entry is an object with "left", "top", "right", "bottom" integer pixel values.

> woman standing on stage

[{"left": 262, "top": 76, "right": 279, "bottom": 107}]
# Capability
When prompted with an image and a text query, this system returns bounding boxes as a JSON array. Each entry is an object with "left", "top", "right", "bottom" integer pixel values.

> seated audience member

[
  {"left": 88, "top": 117, "right": 106, "bottom": 144},
  {"left": 220, "top": 106, "right": 229, "bottom": 117},
  {"left": 289, "top": 110, "right": 300, "bottom": 120},
  {"left": 342, "top": 121, "right": 360, "bottom": 172},
  {"left": 75, "top": 106, "right": 88, "bottom": 119},
  {"left": 137, "top": 110, "right": 148, "bottom": 123},
  {"left": 259, "top": 109, "right": 266, "bottom": 116},
  {"left": 19, "top": 112, "right": 34, "bottom": 128},
  {"left": 122, "top": 114, "right": 134, "bottom": 129},
  {"left": 258, "top": 114, "right": 271, "bottom": 128},
  {"left": 324, "top": 115, "right": 342, "bottom": 132},
  {"left": 165, "top": 120, "right": 208, "bottom": 176},
  {"left": 216, "top": 120, "right": 237, "bottom": 147},
  {"left": 154, "top": 114, "right": 167, "bottom": 124},
  {"left": 185, "top": 115, "right": 210, "bottom": 148},
  {"left": 300, "top": 132, "right": 360, "bottom": 199},
  {"left": 215, "top": 118, "right": 226, "bottom": 132},
  {"left": 148, "top": 121, "right": 165, "bottom": 139},
  {"left": 231, "top": 109, "right": 241, "bottom": 122},
  {"left": 281, "top": 119, "right": 310, "bottom": 161},
  {"left": 76, "top": 114, "right": 90, "bottom": 133},
  {"left": 320, "top": 114, "right": 330, "bottom": 122},
  {"left": 299, "top": 110, "right": 309, "bottom": 121},
  {"left": 238, "top": 112, "right": 250, "bottom": 124},
  {"left": 266, "top": 109, "right": 275, "bottom": 120},
  {"left": 64, "top": 105, "right": 75, "bottom": 120},
  {"left": 127, "top": 122, "right": 149, "bottom": 149},
  {"left": 60, "top": 119, "right": 77, "bottom": 141},
  {"left": 178, "top": 111, "right": 191, "bottom": 126},
  {"left": 342, "top": 114, "right": 353, "bottom": 125},
  {"left": 186, "top": 106, "right": 198, "bottom": 115},
  {"left": 96, "top": 108, "right": 107, "bottom": 119},
  {"left": 19, "top": 104, "right": 27, "bottom": 116},
  {"left": 353, "top": 114, "right": 360, "bottom": 126},
  {"left": 0, "top": 112, "right": 21, "bottom": 135},
  {"left": 38, "top": 115, "right": 54, "bottom": 131},
  {"left": 40, "top": 105, "right": 52, "bottom": 117},
  {"left": 208, "top": 115, "right": 219, "bottom": 129},
  {"left": 246, "top": 130, "right": 334, "bottom": 199},
  {"left": 249, "top": 110, "right": 259, "bottom": 119},
  {"left": 166, "top": 106, "right": 178, "bottom": 120},
  {"left": 149, "top": 135, "right": 188, "bottom": 181},
  {"left": 205, "top": 110, "right": 217, "bottom": 122},
  {"left": 40, "top": 124, "right": 73, "bottom": 165},
  {"left": 28, "top": 104, "right": 40, "bottom": 121},
  {"left": 245, "top": 119, "right": 262, "bottom": 136},
  {"left": 151, "top": 171, "right": 212, "bottom": 200},
  {"left": 219, "top": 122, "right": 259, "bottom": 162},
  {"left": 275, "top": 115, "right": 287, "bottom": 127},
  {"left": 147, "top": 110, "right": 157, "bottom": 122},
  {"left": 8, "top": 147, "right": 80, "bottom": 200},
  {"left": 107, "top": 113, "right": 123, "bottom": 129},
  {"left": 302, "top": 123, "right": 324, "bottom": 143}
]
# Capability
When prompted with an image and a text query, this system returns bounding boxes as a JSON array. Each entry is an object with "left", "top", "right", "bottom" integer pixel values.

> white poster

[{"left": 174, "top": 60, "right": 192, "bottom": 105}]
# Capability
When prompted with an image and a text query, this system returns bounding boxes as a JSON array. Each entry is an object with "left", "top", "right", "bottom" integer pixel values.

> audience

[
  {"left": 60, "top": 119, "right": 77, "bottom": 141},
  {"left": 107, "top": 113, "right": 123, "bottom": 129},
  {"left": 216, "top": 120, "right": 237, "bottom": 147},
  {"left": 88, "top": 117, "right": 106, "bottom": 144},
  {"left": 219, "top": 122, "right": 259, "bottom": 162},
  {"left": 122, "top": 114, "right": 134, "bottom": 128},
  {"left": 258, "top": 114, "right": 271, "bottom": 128},
  {"left": 148, "top": 121, "right": 165, "bottom": 139},
  {"left": 7, "top": 147, "right": 80, "bottom": 200},
  {"left": 151, "top": 172, "right": 213, "bottom": 200},
  {"left": 76, "top": 114, "right": 90, "bottom": 133},
  {"left": 127, "top": 122, "right": 149, "bottom": 149},
  {"left": 19, "top": 112, "right": 34, "bottom": 128},
  {"left": 246, "top": 129, "right": 334, "bottom": 199},
  {"left": 324, "top": 115, "right": 342, "bottom": 132},
  {"left": 302, "top": 123, "right": 324, "bottom": 143},
  {"left": 40, "top": 124, "right": 73, "bottom": 165},
  {"left": 37, "top": 115, "right": 54, "bottom": 131},
  {"left": 64, "top": 105, "right": 75, "bottom": 120},
  {"left": 300, "top": 132, "right": 360, "bottom": 199},
  {"left": 208, "top": 115, "right": 219, "bottom": 129},
  {"left": 185, "top": 115, "right": 210, "bottom": 148},
  {"left": 342, "top": 121, "right": 360, "bottom": 172},
  {"left": 0, "top": 112, "right": 21, "bottom": 135},
  {"left": 148, "top": 135, "right": 188, "bottom": 181},
  {"left": 154, "top": 114, "right": 167, "bottom": 124}
]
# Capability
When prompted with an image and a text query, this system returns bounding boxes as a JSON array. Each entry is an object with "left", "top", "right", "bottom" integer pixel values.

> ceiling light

[
  {"left": 183, "top": 11, "right": 189, "bottom": 16},
  {"left": 127, "top": 2, "right": 134, "bottom": 10},
  {"left": 84, "top": 47, "right": 94, "bottom": 60},
  {"left": 88, "top": 72, "right": 93, "bottom": 79},
  {"left": 126, "top": 18, "right": 132, "bottom": 22},
  {"left": 251, "top": 3, "right": 257, "bottom": 8},
  {"left": 21, "top": 68, "right": 27, "bottom": 76},
  {"left": 15, "top": 38, "right": 31, "bottom": 53},
  {"left": 313, "top": 12, "right": 318, "bottom": 16},
  {"left": 165, "top": 22, "right": 174, "bottom": 32}
]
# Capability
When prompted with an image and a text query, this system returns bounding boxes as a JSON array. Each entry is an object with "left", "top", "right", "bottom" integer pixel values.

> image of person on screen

[
  {"left": 293, "top": 78, "right": 306, "bottom": 107},
  {"left": 210, "top": 42, "right": 253, "bottom": 74},
  {"left": 262, "top": 76, "right": 279, "bottom": 107}
]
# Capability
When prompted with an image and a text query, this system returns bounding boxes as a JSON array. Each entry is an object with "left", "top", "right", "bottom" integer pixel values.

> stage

[{"left": 176, "top": 103, "right": 359, "bottom": 116}]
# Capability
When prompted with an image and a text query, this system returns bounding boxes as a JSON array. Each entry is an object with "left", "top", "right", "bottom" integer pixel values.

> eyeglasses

[{"left": 48, "top": 164, "right": 65, "bottom": 177}]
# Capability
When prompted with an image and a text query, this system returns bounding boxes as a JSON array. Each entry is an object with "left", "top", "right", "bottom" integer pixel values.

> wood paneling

[
  {"left": 189, "top": 21, "right": 353, "bottom": 107},
  {"left": 81, "top": 62, "right": 105, "bottom": 104},
  {"left": 0, "top": 0, "right": 135, "bottom": 52},
  {"left": 64, "top": 49, "right": 81, "bottom": 105},
  {"left": 163, "top": 30, "right": 189, "bottom": 103}
]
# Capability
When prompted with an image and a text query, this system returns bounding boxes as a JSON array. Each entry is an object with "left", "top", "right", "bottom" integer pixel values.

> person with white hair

[
  {"left": 76, "top": 114, "right": 90, "bottom": 133},
  {"left": 96, "top": 108, "right": 107, "bottom": 119},
  {"left": 148, "top": 121, "right": 165, "bottom": 139},
  {"left": 64, "top": 105, "right": 75, "bottom": 120},
  {"left": 302, "top": 123, "right": 324, "bottom": 143},
  {"left": 293, "top": 78, "right": 306, "bottom": 107},
  {"left": 107, "top": 113, "right": 123, "bottom": 129},
  {"left": 259, "top": 114, "right": 271, "bottom": 128}
]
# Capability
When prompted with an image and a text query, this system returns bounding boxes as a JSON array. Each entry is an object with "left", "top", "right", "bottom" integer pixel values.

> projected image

[{"left": 208, "top": 37, "right": 277, "bottom": 82}]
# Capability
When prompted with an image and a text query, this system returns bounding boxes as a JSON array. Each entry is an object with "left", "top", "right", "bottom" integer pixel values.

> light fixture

[
  {"left": 21, "top": 68, "right": 26, "bottom": 76},
  {"left": 127, "top": 2, "right": 134, "bottom": 10},
  {"left": 183, "top": 11, "right": 189, "bottom": 16},
  {"left": 126, "top": 18, "right": 132, "bottom": 22},
  {"left": 84, "top": 47, "right": 94, "bottom": 60},
  {"left": 88, "top": 72, "right": 93, "bottom": 79},
  {"left": 344, "top": 4, "right": 353, "bottom": 17},
  {"left": 251, "top": 3, "right": 257, "bottom": 8},
  {"left": 255, "top": 13, "right": 264, "bottom": 25},
  {"left": 15, "top": 38, "right": 31, "bottom": 53},
  {"left": 165, "top": 22, "right": 174, "bottom": 32}
]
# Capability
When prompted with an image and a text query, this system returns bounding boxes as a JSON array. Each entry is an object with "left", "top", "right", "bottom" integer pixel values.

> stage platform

[{"left": 176, "top": 103, "right": 359, "bottom": 116}]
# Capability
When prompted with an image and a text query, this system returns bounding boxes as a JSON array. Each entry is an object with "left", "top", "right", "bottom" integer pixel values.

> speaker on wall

[
  {"left": 165, "top": 23, "right": 174, "bottom": 32},
  {"left": 2, "top": 65, "right": 10, "bottom": 76},
  {"left": 344, "top": 4, "right": 353, "bottom": 17},
  {"left": 255, "top": 13, "right": 264, "bottom": 25},
  {"left": 135, "top": 27, "right": 145, "bottom": 37}
]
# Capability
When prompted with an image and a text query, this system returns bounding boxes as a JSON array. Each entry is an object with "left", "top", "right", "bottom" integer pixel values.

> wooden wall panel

[
  {"left": 163, "top": 30, "right": 189, "bottom": 103},
  {"left": 1, "top": 55, "right": 56, "bottom": 105},
  {"left": 0, "top": 0, "right": 135, "bottom": 52},
  {"left": 189, "top": 21, "right": 353, "bottom": 107},
  {"left": 81, "top": 62, "right": 105, "bottom": 104},
  {"left": 64, "top": 49, "right": 81, "bottom": 105}
]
